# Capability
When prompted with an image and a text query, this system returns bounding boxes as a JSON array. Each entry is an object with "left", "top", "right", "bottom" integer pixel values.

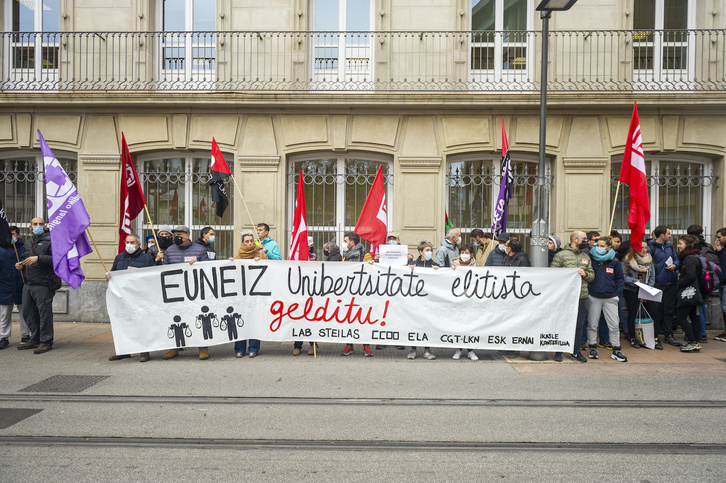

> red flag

[
  {"left": 289, "top": 170, "right": 309, "bottom": 261},
  {"left": 354, "top": 165, "right": 387, "bottom": 255},
  {"left": 210, "top": 138, "right": 231, "bottom": 218},
  {"left": 618, "top": 102, "right": 650, "bottom": 253},
  {"left": 119, "top": 133, "right": 146, "bottom": 253}
]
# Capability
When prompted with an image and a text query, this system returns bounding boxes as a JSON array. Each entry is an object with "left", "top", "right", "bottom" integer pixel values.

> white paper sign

[
  {"left": 665, "top": 256, "right": 674, "bottom": 266},
  {"left": 106, "top": 261, "right": 582, "bottom": 355},
  {"left": 635, "top": 282, "right": 663, "bottom": 303},
  {"left": 378, "top": 245, "right": 410, "bottom": 266}
]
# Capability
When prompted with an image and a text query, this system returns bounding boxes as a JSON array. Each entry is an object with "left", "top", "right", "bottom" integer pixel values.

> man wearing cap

[
  {"left": 485, "top": 233, "right": 510, "bottom": 267},
  {"left": 162, "top": 225, "right": 209, "bottom": 360}
]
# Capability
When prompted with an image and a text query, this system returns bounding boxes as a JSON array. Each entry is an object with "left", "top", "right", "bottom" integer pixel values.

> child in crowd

[{"left": 407, "top": 241, "right": 438, "bottom": 359}]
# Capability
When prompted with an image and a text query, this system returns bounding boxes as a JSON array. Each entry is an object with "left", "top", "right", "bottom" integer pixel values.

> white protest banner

[
  {"left": 378, "top": 245, "right": 409, "bottom": 266},
  {"left": 106, "top": 261, "right": 582, "bottom": 355}
]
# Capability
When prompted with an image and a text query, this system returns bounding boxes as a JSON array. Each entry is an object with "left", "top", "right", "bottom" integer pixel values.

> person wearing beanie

[{"left": 548, "top": 236, "right": 562, "bottom": 266}]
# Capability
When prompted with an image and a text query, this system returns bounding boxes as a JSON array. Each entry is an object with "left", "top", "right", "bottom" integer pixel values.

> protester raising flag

[
  {"left": 39, "top": 131, "right": 92, "bottom": 290},
  {"left": 354, "top": 165, "right": 387, "bottom": 255},
  {"left": 119, "top": 133, "right": 146, "bottom": 253},
  {"left": 491, "top": 119, "right": 513, "bottom": 238},
  {"left": 209, "top": 138, "right": 231, "bottom": 218},
  {"left": 445, "top": 210, "right": 455, "bottom": 232},
  {"left": 289, "top": 170, "right": 309, "bottom": 261},
  {"left": 618, "top": 102, "right": 650, "bottom": 252},
  {"left": 0, "top": 197, "right": 12, "bottom": 249}
]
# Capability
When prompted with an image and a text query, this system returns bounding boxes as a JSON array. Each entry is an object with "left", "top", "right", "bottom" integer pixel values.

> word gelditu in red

[{"left": 269, "top": 297, "right": 390, "bottom": 332}]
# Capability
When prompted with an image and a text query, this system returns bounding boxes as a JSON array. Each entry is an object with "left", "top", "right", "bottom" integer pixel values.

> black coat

[
  {"left": 503, "top": 250, "right": 531, "bottom": 267},
  {"left": 677, "top": 252, "right": 702, "bottom": 289},
  {"left": 111, "top": 248, "right": 156, "bottom": 271},
  {"left": 20, "top": 231, "right": 56, "bottom": 286},
  {"left": 0, "top": 239, "right": 24, "bottom": 305}
]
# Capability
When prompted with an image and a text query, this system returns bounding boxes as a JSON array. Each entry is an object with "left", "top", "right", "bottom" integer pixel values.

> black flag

[
  {"left": 209, "top": 138, "right": 231, "bottom": 218},
  {"left": 0, "top": 198, "right": 12, "bottom": 249}
]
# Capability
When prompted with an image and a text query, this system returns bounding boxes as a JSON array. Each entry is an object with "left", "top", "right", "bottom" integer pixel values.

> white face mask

[
  {"left": 498, "top": 244, "right": 507, "bottom": 252},
  {"left": 125, "top": 243, "right": 138, "bottom": 254},
  {"left": 460, "top": 253, "right": 471, "bottom": 262}
]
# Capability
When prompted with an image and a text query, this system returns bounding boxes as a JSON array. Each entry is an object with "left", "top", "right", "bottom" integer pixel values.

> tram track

[
  {"left": 0, "top": 435, "right": 723, "bottom": 454},
  {"left": 1, "top": 394, "right": 725, "bottom": 408}
]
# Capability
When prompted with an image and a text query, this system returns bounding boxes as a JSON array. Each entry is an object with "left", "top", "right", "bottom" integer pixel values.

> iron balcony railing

[{"left": 1, "top": 29, "right": 725, "bottom": 92}]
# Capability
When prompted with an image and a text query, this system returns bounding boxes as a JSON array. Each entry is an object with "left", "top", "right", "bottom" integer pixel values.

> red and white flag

[
  {"left": 619, "top": 102, "right": 650, "bottom": 253},
  {"left": 354, "top": 165, "right": 387, "bottom": 255},
  {"left": 289, "top": 170, "right": 309, "bottom": 261},
  {"left": 119, "top": 133, "right": 146, "bottom": 253}
]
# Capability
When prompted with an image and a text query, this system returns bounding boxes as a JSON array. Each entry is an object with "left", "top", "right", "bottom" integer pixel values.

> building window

[
  {"left": 0, "top": 153, "right": 76, "bottom": 236},
  {"left": 610, "top": 156, "right": 717, "bottom": 237},
  {"left": 470, "top": 0, "right": 532, "bottom": 85},
  {"left": 5, "top": 0, "right": 60, "bottom": 88},
  {"left": 287, "top": 154, "right": 392, "bottom": 256},
  {"left": 633, "top": 0, "right": 694, "bottom": 86},
  {"left": 447, "top": 153, "right": 548, "bottom": 247},
  {"left": 138, "top": 153, "right": 234, "bottom": 258},
  {"left": 159, "top": 0, "right": 216, "bottom": 85},
  {"left": 311, "top": 0, "right": 373, "bottom": 88}
]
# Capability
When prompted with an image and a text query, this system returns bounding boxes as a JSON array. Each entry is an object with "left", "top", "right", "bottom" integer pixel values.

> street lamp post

[{"left": 530, "top": 0, "right": 579, "bottom": 268}]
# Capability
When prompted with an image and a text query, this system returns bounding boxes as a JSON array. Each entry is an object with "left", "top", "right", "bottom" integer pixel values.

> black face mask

[
  {"left": 158, "top": 236, "right": 173, "bottom": 250},
  {"left": 174, "top": 236, "right": 184, "bottom": 246},
  {"left": 579, "top": 240, "right": 589, "bottom": 250},
  {"left": 323, "top": 250, "right": 330, "bottom": 257}
]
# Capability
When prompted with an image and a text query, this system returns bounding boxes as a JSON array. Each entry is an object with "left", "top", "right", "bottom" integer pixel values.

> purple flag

[
  {"left": 491, "top": 120, "right": 513, "bottom": 237},
  {"left": 39, "top": 130, "right": 93, "bottom": 289}
]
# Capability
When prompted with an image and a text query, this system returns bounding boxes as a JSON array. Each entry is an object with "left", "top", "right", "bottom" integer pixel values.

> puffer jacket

[
  {"left": 163, "top": 241, "right": 209, "bottom": 264},
  {"left": 648, "top": 239, "right": 679, "bottom": 286},
  {"left": 503, "top": 250, "right": 531, "bottom": 267},
  {"left": 550, "top": 245, "right": 596, "bottom": 299},
  {"left": 485, "top": 245, "right": 508, "bottom": 267},
  {"left": 0, "top": 239, "right": 24, "bottom": 304},
  {"left": 20, "top": 231, "right": 56, "bottom": 286},
  {"left": 111, "top": 248, "right": 156, "bottom": 271}
]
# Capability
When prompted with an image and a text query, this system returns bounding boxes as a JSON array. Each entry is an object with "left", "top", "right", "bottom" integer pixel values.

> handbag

[
  {"left": 634, "top": 302, "right": 655, "bottom": 349},
  {"left": 676, "top": 279, "right": 703, "bottom": 308}
]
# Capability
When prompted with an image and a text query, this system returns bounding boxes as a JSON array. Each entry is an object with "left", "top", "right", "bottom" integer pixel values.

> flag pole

[
  {"left": 229, "top": 174, "right": 256, "bottom": 230},
  {"left": 607, "top": 181, "right": 621, "bottom": 235},
  {"left": 142, "top": 204, "right": 159, "bottom": 249},
  {"left": 85, "top": 227, "right": 109, "bottom": 273},
  {"left": 12, "top": 241, "right": 25, "bottom": 283}
]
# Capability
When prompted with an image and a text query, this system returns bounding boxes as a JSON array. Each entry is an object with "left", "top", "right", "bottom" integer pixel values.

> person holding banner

[
  {"left": 106, "top": 234, "right": 157, "bottom": 362},
  {"left": 550, "top": 231, "right": 595, "bottom": 363},
  {"left": 341, "top": 232, "right": 373, "bottom": 357},
  {"left": 148, "top": 226, "right": 174, "bottom": 265},
  {"left": 233, "top": 231, "right": 268, "bottom": 358},
  {"left": 15, "top": 218, "right": 59, "bottom": 354},
  {"left": 0, "top": 226, "right": 29, "bottom": 349},
  {"left": 162, "top": 225, "right": 209, "bottom": 360},
  {"left": 196, "top": 227, "right": 216, "bottom": 261},
  {"left": 435, "top": 229, "right": 460, "bottom": 268}
]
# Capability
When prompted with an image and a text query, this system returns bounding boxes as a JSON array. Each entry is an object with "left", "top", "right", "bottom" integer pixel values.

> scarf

[
  {"left": 235, "top": 243, "right": 267, "bottom": 260},
  {"left": 590, "top": 247, "right": 615, "bottom": 262},
  {"left": 628, "top": 251, "right": 653, "bottom": 272},
  {"left": 677, "top": 247, "right": 699, "bottom": 264}
]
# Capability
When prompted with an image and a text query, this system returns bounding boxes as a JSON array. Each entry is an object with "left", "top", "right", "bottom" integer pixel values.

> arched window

[
  {"left": 287, "top": 153, "right": 392, "bottom": 257},
  {"left": 447, "top": 152, "right": 548, "bottom": 247},
  {"left": 0, "top": 152, "right": 76, "bottom": 237},
  {"left": 610, "top": 156, "right": 717, "bottom": 237},
  {"left": 137, "top": 152, "right": 235, "bottom": 258}
]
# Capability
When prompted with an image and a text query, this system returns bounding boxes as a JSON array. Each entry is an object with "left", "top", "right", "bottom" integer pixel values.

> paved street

[{"left": 1, "top": 322, "right": 726, "bottom": 482}]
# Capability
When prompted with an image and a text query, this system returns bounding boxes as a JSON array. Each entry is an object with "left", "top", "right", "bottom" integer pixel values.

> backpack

[{"left": 699, "top": 255, "right": 723, "bottom": 293}]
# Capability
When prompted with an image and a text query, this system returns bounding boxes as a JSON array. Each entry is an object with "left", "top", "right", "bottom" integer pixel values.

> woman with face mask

[{"left": 451, "top": 244, "right": 475, "bottom": 268}]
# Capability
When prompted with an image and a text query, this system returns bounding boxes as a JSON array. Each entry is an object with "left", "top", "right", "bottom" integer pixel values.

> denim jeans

[{"left": 234, "top": 339, "right": 260, "bottom": 354}]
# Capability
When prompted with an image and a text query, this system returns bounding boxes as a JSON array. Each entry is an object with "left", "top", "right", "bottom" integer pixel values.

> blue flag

[
  {"left": 39, "top": 130, "right": 93, "bottom": 289},
  {"left": 491, "top": 120, "right": 513, "bottom": 237}
]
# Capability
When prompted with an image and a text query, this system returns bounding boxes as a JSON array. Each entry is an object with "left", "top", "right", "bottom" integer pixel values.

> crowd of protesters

[{"left": 2, "top": 217, "right": 725, "bottom": 364}]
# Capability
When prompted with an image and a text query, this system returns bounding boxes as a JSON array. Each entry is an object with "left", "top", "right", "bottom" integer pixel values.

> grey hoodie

[{"left": 343, "top": 243, "right": 366, "bottom": 262}]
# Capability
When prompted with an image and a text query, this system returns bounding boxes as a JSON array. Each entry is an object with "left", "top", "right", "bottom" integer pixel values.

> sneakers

[
  {"left": 714, "top": 332, "right": 726, "bottom": 342},
  {"left": 139, "top": 352, "right": 150, "bottom": 362},
  {"left": 698, "top": 335, "right": 708, "bottom": 344},
  {"left": 693, "top": 343, "right": 703, "bottom": 351},
  {"left": 452, "top": 349, "right": 463, "bottom": 360},
  {"left": 569, "top": 351, "right": 587, "bottom": 363},
  {"left": 376, "top": 345, "right": 386, "bottom": 350},
  {"left": 341, "top": 344, "right": 354, "bottom": 356},
  {"left": 680, "top": 343, "right": 698, "bottom": 352},
  {"left": 424, "top": 350, "right": 436, "bottom": 360},
  {"left": 597, "top": 342, "right": 613, "bottom": 350},
  {"left": 611, "top": 349, "right": 627, "bottom": 362},
  {"left": 0, "top": 338, "right": 8, "bottom": 350},
  {"left": 163, "top": 349, "right": 179, "bottom": 359},
  {"left": 654, "top": 339, "right": 664, "bottom": 350},
  {"left": 664, "top": 335, "right": 681, "bottom": 347},
  {"left": 198, "top": 349, "right": 209, "bottom": 360},
  {"left": 235, "top": 352, "right": 244, "bottom": 358},
  {"left": 109, "top": 354, "right": 130, "bottom": 361},
  {"left": 588, "top": 345, "right": 598, "bottom": 359},
  {"left": 292, "top": 348, "right": 301, "bottom": 356},
  {"left": 630, "top": 338, "right": 641, "bottom": 348},
  {"left": 363, "top": 345, "right": 373, "bottom": 357},
  {"left": 553, "top": 352, "right": 563, "bottom": 362},
  {"left": 407, "top": 349, "right": 417, "bottom": 360},
  {"left": 17, "top": 340, "right": 39, "bottom": 350},
  {"left": 248, "top": 352, "right": 258, "bottom": 358},
  {"left": 20, "top": 335, "right": 30, "bottom": 343},
  {"left": 467, "top": 350, "right": 478, "bottom": 361},
  {"left": 33, "top": 343, "right": 52, "bottom": 354},
  {"left": 308, "top": 343, "right": 317, "bottom": 356}
]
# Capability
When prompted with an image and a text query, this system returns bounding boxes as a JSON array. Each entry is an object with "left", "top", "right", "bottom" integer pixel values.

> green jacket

[{"left": 551, "top": 245, "right": 595, "bottom": 299}]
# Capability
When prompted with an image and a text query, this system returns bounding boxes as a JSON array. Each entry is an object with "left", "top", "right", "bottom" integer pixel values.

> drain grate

[{"left": 19, "top": 375, "right": 109, "bottom": 393}]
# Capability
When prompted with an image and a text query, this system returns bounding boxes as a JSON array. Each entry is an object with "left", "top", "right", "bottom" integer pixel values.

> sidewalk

[{"left": 2, "top": 321, "right": 726, "bottom": 376}]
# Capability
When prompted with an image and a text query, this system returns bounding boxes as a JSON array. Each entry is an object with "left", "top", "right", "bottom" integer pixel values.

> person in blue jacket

[
  {"left": 587, "top": 237, "right": 627, "bottom": 362},
  {"left": 647, "top": 225, "right": 680, "bottom": 349},
  {"left": 0, "top": 226, "right": 29, "bottom": 349}
]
